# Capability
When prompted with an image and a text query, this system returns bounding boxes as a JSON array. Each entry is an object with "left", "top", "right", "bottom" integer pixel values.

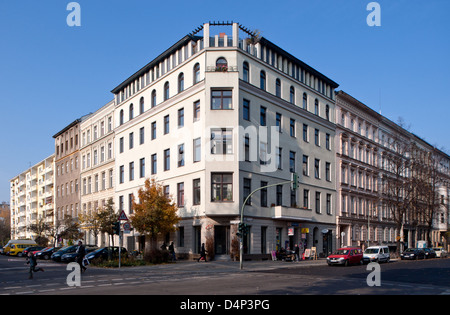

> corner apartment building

[
  {"left": 79, "top": 100, "right": 115, "bottom": 246},
  {"left": 112, "top": 22, "right": 339, "bottom": 258},
  {"left": 9, "top": 155, "right": 55, "bottom": 240},
  {"left": 335, "top": 91, "right": 450, "bottom": 251}
]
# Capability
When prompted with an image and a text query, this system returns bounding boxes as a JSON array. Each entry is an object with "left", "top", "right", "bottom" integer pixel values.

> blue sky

[{"left": 1, "top": 0, "right": 449, "bottom": 202}]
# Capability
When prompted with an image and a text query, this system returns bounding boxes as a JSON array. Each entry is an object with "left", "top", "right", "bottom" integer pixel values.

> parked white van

[{"left": 363, "top": 246, "right": 390, "bottom": 263}]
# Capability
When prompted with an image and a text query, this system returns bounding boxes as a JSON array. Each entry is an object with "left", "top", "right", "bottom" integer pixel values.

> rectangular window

[
  {"left": 314, "top": 129, "right": 319, "bottom": 146},
  {"left": 326, "top": 133, "right": 330, "bottom": 150},
  {"left": 243, "top": 178, "right": 252, "bottom": 205},
  {"left": 260, "top": 181, "right": 268, "bottom": 207},
  {"left": 211, "top": 90, "right": 232, "bottom": 110},
  {"left": 243, "top": 99, "right": 250, "bottom": 121},
  {"left": 151, "top": 121, "right": 156, "bottom": 140},
  {"left": 211, "top": 173, "right": 233, "bottom": 202},
  {"left": 211, "top": 129, "right": 232, "bottom": 154},
  {"left": 193, "top": 137, "right": 201, "bottom": 162},
  {"left": 177, "top": 182, "right": 184, "bottom": 207},
  {"left": 151, "top": 154, "right": 157, "bottom": 175},
  {"left": 276, "top": 185, "right": 282, "bottom": 206},
  {"left": 178, "top": 144, "right": 185, "bottom": 167},
  {"left": 260, "top": 106, "right": 267, "bottom": 126},
  {"left": 193, "top": 100, "right": 200, "bottom": 121},
  {"left": 326, "top": 162, "right": 331, "bottom": 181},
  {"left": 315, "top": 159, "right": 320, "bottom": 179},
  {"left": 326, "top": 194, "right": 332, "bottom": 215},
  {"left": 119, "top": 165, "right": 124, "bottom": 184},
  {"left": 315, "top": 191, "right": 321, "bottom": 213},
  {"left": 164, "top": 115, "right": 169, "bottom": 134},
  {"left": 129, "top": 132, "right": 134, "bottom": 149},
  {"left": 303, "top": 124, "right": 308, "bottom": 142},
  {"left": 290, "top": 119, "right": 296, "bottom": 137},
  {"left": 303, "top": 189, "right": 309, "bottom": 208},
  {"left": 119, "top": 137, "right": 124, "bottom": 153},
  {"left": 178, "top": 108, "right": 184, "bottom": 127},
  {"left": 303, "top": 155, "right": 309, "bottom": 176},
  {"left": 193, "top": 179, "right": 201, "bottom": 205},
  {"left": 289, "top": 151, "right": 296, "bottom": 173},
  {"left": 139, "top": 158, "right": 145, "bottom": 178},
  {"left": 139, "top": 127, "right": 145, "bottom": 145},
  {"left": 129, "top": 162, "right": 134, "bottom": 181},
  {"left": 164, "top": 149, "right": 170, "bottom": 171},
  {"left": 276, "top": 113, "right": 282, "bottom": 132},
  {"left": 276, "top": 147, "right": 282, "bottom": 170}
]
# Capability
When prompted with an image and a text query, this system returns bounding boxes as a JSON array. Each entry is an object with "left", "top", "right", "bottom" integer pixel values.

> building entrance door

[{"left": 214, "top": 226, "right": 228, "bottom": 255}]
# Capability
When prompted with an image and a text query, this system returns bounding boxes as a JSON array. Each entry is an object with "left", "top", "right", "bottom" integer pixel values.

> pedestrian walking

[
  {"left": 27, "top": 251, "right": 44, "bottom": 279},
  {"left": 294, "top": 244, "right": 300, "bottom": 262},
  {"left": 197, "top": 243, "right": 207, "bottom": 262},
  {"left": 169, "top": 242, "right": 176, "bottom": 262},
  {"left": 76, "top": 241, "right": 87, "bottom": 273}
]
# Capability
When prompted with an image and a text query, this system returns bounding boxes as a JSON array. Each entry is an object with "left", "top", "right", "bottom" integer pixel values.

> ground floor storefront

[{"left": 112, "top": 216, "right": 337, "bottom": 260}]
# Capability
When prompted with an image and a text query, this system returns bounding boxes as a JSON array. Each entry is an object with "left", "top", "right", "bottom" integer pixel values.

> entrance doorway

[{"left": 214, "top": 226, "right": 228, "bottom": 255}]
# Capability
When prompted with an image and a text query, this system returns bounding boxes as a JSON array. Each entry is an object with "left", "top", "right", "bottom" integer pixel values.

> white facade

[
  {"left": 10, "top": 155, "right": 55, "bottom": 240},
  {"left": 112, "top": 22, "right": 339, "bottom": 257},
  {"left": 80, "top": 100, "right": 115, "bottom": 246}
]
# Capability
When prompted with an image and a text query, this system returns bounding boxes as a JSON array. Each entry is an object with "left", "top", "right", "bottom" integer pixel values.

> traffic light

[
  {"left": 237, "top": 222, "right": 250, "bottom": 237},
  {"left": 291, "top": 172, "right": 298, "bottom": 190},
  {"left": 113, "top": 221, "right": 121, "bottom": 235}
]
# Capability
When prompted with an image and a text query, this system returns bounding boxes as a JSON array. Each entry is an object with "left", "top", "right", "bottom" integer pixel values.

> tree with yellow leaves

[{"left": 130, "top": 178, "right": 180, "bottom": 254}]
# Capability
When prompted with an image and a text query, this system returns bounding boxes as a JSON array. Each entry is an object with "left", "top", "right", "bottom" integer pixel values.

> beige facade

[{"left": 335, "top": 91, "right": 450, "bottom": 252}]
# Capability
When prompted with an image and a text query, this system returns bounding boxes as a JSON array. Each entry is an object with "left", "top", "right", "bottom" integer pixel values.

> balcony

[{"left": 271, "top": 205, "right": 313, "bottom": 222}]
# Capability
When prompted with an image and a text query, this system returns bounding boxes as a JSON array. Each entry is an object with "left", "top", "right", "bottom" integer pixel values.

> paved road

[{"left": 1, "top": 255, "right": 449, "bottom": 296}]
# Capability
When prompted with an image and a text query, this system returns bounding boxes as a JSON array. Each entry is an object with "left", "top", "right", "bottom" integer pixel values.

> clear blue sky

[{"left": 1, "top": 0, "right": 449, "bottom": 202}]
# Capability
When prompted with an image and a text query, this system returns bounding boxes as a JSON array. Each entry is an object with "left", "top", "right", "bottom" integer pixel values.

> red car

[{"left": 327, "top": 247, "right": 363, "bottom": 266}]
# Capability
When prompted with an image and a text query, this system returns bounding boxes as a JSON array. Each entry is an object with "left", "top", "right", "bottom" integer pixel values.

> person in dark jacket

[
  {"left": 169, "top": 242, "right": 176, "bottom": 262},
  {"left": 27, "top": 251, "right": 44, "bottom": 279},
  {"left": 76, "top": 241, "right": 87, "bottom": 273},
  {"left": 197, "top": 243, "right": 207, "bottom": 262}
]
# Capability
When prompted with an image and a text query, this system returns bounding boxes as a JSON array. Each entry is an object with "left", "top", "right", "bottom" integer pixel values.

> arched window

[
  {"left": 303, "top": 93, "right": 308, "bottom": 110},
  {"left": 216, "top": 57, "right": 228, "bottom": 71},
  {"left": 193, "top": 63, "right": 200, "bottom": 84},
  {"left": 325, "top": 105, "right": 330, "bottom": 121},
  {"left": 314, "top": 99, "right": 319, "bottom": 115},
  {"left": 243, "top": 61, "right": 249, "bottom": 82},
  {"left": 178, "top": 73, "right": 184, "bottom": 93},
  {"left": 164, "top": 82, "right": 170, "bottom": 101},
  {"left": 129, "top": 103, "right": 134, "bottom": 120},
  {"left": 290, "top": 86, "right": 295, "bottom": 104},
  {"left": 119, "top": 109, "right": 124, "bottom": 125},
  {"left": 139, "top": 97, "right": 144, "bottom": 115},
  {"left": 151, "top": 90, "right": 156, "bottom": 108},
  {"left": 275, "top": 78, "right": 281, "bottom": 97},
  {"left": 260, "top": 70, "right": 266, "bottom": 90}
]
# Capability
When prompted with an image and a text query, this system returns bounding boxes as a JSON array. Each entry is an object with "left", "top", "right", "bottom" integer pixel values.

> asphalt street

[{"left": 0, "top": 255, "right": 449, "bottom": 296}]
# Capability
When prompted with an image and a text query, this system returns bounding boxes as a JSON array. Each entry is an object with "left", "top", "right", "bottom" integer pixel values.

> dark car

[
  {"left": 36, "top": 247, "right": 61, "bottom": 260},
  {"left": 423, "top": 248, "right": 437, "bottom": 259},
  {"left": 85, "top": 246, "right": 127, "bottom": 263},
  {"left": 22, "top": 246, "right": 46, "bottom": 257},
  {"left": 61, "top": 246, "right": 99, "bottom": 263},
  {"left": 51, "top": 246, "right": 78, "bottom": 262},
  {"left": 400, "top": 248, "right": 425, "bottom": 260}
]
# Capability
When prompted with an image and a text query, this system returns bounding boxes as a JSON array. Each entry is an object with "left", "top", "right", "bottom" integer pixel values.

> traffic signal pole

[{"left": 239, "top": 174, "right": 299, "bottom": 270}]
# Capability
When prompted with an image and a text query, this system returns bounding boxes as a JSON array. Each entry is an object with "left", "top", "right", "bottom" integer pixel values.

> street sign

[
  {"left": 123, "top": 222, "right": 131, "bottom": 234},
  {"left": 118, "top": 210, "right": 128, "bottom": 221}
]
